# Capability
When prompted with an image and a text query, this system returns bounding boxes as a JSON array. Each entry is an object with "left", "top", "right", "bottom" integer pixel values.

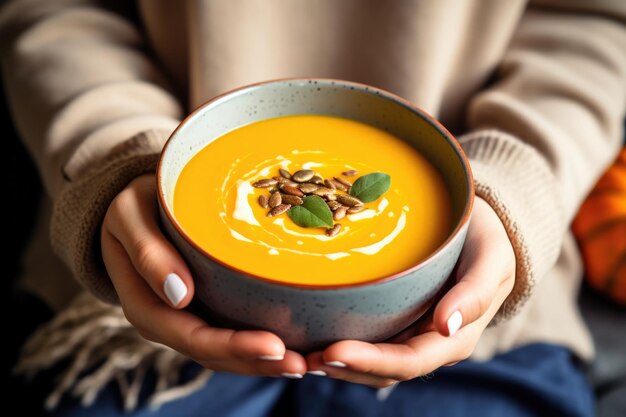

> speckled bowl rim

[{"left": 157, "top": 78, "right": 474, "bottom": 290}]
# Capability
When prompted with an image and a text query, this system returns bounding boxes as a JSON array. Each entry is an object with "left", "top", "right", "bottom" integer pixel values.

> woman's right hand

[{"left": 101, "top": 174, "right": 307, "bottom": 378}]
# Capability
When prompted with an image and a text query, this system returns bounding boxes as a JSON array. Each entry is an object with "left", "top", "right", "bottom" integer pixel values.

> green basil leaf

[
  {"left": 287, "top": 195, "right": 334, "bottom": 228},
  {"left": 349, "top": 172, "right": 391, "bottom": 203}
]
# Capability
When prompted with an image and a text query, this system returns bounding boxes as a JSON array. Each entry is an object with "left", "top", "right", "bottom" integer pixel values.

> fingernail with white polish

[
  {"left": 307, "top": 370, "right": 327, "bottom": 376},
  {"left": 447, "top": 310, "right": 463, "bottom": 336},
  {"left": 164, "top": 273, "right": 187, "bottom": 307},
  {"left": 281, "top": 373, "right": 303, "bottom": 379},
  {"left": 325, "top": 361, "right": 347, "bottom": 368},
  {"left": 258, "top": 355, "right": 284, "bottom": 361}
]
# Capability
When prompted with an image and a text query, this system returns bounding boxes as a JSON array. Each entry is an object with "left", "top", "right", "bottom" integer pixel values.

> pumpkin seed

[
  {"left": 333, "top": 206, "right": 348, "bottom": 220},
  {"left": 267, "top": 204, "right": 291, "bottom": 217},
  {"left": 347, "top": 205, "right": 365, "bottom": 214},
  {"left": 281, "top": 194, "right": 303, "bottom": 206},
  {"left": 342, "top": 169, "right": 359, "bottom": 176},
  {"left": 279, "top": 168, "right": 291, "bottom": 179},
  {"left": 269, "top": 191, "right": 282, "bottom": 208},
  {"left": 334, "top": 176, "right": 352, "bottom": 188},
  {"left": 337, "top": 194, "right": 363, "bottom": 207},
  {"left": 326, "top": 223, "right": 341, "bottom": 237},
  {"left": 258, "top": 194, "right": 268, "bottom": 208},
  {"left": 281, "top": 185, "right": 304, "bottom": 197},
  {"left": 312, "top": 187, "right": 336, "bottom": 197},
  {"left": 327, "top": 200, "right": 342, "bottom": 210},
  {"left": 299, "top": 183, "right": 319, "bottom": 193},
  {"left": 292, "top": 169, "right": 315, "bottom": 182},
  {"left": 310, "top": 175, "right": 323, "bottom": 185},
  {"left": 252, "top": 178, "right": 277, "bottom": 188},
  {"left": 324, "top": 179, "right": 336, "bottom": 189},
  {"left": 273, "top": 176, "right": 290, "bottom": 184},
  {"left": 328, "top": 178, "right": 348, "bottom": 192}
]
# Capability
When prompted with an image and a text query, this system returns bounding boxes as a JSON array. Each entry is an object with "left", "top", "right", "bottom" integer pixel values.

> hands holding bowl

[{"left": 101, "top": 80, "right": 515, "bottom": 386}]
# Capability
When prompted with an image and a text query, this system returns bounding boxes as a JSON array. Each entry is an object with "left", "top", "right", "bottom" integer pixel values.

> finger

[
  {"left": 320, "top": 287, "right": 507, "bottom": 381},
  {"left": 319, "top": 334, "right": 463, "bottom": 381},
  {"left": 306, "top": 351, "right": 397, "bottom": 388},
  {"left": 102, "top": 232, "right": 299, "bottom": 369},
  {"left": 433, "top": 199, "right": 515, "bottom": 336},
  {"left": 204, "top": 350, "right": 308, "bottom": 379},
  {"left": 104, "top": 174, "right": 194, "bottom": 308},
  {"left": 320, "top": 340, "right": 424, "bottom": 381},
  {"left": 433, "top": 273, "right": 497, "bottom": 337}
]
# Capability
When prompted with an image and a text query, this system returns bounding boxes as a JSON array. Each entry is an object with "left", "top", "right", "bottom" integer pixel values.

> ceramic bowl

[{"left": 157, "top": 79, "right": 473, "bottom": 351}]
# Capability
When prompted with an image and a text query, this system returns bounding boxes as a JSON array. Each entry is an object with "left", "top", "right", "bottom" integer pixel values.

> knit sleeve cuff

[
  {"left": 458, "top": 130, "right": 564, "bottom": 323},
  {"left": 50, "top": 129, "right": 172, "bottom": 304}
]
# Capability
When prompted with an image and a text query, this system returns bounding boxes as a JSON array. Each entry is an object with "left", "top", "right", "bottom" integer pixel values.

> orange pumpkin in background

[{"left": 572, "top": 148, "right": 626, "bottom": 305}]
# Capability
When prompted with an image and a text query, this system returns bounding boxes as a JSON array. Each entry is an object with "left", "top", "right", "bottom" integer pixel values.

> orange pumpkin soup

[{"left": 173, "top": 115, "right": 451, "bottom": 286}]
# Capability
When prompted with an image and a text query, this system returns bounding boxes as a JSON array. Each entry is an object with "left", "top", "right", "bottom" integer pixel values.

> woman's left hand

[{"left": 306, "top": 197, "right": 516, "bottom": 387}]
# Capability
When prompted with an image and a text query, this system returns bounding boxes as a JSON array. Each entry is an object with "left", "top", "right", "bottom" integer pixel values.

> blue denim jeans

[{"left": 47, "top": 343, "right": 593, "bottom": 417}]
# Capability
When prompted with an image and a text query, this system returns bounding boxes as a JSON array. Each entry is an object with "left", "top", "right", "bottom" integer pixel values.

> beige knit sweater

[{"left": 2, "top": 0, "right": 626, "bottom": 364}]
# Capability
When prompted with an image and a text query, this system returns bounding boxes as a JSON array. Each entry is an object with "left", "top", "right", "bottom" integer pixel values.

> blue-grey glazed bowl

[{"left": 157, "top": 79, "right": 473, "bottom": 351}]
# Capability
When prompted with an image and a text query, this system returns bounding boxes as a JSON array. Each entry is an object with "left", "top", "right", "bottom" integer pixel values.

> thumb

[
  {"left": 433, "top": 198, "right": 515, "bottom": 336},
  {"left": 103, "top": 175, "right": 195, "bottom": 309}
]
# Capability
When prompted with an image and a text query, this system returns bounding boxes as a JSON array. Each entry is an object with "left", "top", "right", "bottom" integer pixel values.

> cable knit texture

[
  {"left": 459, "top": 130, "right": 563, "bottom": 322},
  {"left": 50, "top": 130, "right": 171, "bottom": 303}
]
